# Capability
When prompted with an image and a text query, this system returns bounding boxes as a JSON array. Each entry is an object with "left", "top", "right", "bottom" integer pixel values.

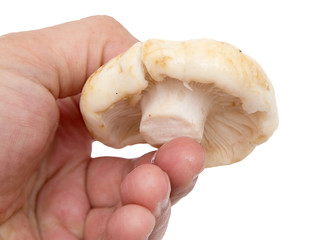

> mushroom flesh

[{"left": 80, "top": 39, "right": 278, "bottom": 167}]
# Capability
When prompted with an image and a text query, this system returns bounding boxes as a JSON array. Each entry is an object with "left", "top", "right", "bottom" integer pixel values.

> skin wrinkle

[
  {"left": 0, "top": 83, "right": 57, "bottom": 228},
  {"left": 38, "top": 159, "right": 90, "bottom": 239},
  {"left": 34, "top": 30, "right": 64, "bottom": 99},
  {"left": 32, "top": 159, "right": 51, "bottom": 240},
  {"left": 86, "top": 157, "right": 125, "bottom": 209},
  {"left": 6, "top": 32, "right": 61, "bottom": 99},
  {"left": 84, "top": 158, "right": 94, "bottom": 211},
  {"left": 85, "top": 37, "right": 95, "bottom": 89}
]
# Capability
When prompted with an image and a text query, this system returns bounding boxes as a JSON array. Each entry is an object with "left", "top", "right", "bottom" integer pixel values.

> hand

[{"left": 0, "top": 16, "right": 205, "bottom": 240}]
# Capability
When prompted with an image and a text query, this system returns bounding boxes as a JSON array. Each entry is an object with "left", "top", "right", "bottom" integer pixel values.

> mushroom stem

[{"left": 140, "top": 79, "right": 211, "bottom": 146}]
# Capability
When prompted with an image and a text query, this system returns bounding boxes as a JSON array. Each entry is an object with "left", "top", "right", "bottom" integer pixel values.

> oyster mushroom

[{"left": 80, "top": 39, "right": 278, "bottom": 167}]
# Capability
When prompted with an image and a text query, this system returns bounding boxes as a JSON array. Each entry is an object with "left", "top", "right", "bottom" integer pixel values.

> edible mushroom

[{"left": 80, "top": 39, "right": 278, "bottom": 167}]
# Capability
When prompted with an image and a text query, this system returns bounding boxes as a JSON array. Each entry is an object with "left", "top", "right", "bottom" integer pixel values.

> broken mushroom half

[{"left": 80, "top": 39, "right": 278, "bottom": 167}]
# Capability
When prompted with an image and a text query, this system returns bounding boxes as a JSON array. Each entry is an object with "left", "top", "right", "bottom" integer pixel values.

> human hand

[{"left": 0, "top": 16, "right": 205, "bottom": 239}]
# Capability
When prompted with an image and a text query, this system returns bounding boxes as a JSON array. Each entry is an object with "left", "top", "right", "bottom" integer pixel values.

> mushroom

[{"left": 80, "top": 39, "right": 278, "bottom": 167}]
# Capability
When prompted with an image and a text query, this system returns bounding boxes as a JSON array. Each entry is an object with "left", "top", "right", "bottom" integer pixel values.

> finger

[
  {"left": 154, "top": 137, "right": 206, "bottom": 203},
  {"left": 132, "top": 151, "right": 157, "bottom": 168},
  {"left": 106, "top": 204, "right": 155, "bottom": 240},
  {"left": 84, "top": 208, "right": 113, "bottom": 240},
  {"left": 86, "top": 157, "right": 132, "bottom": 208},
  {"left": 120, "top": 164, "right": 172, "bottom": 239},
  {"left": 36, "top": 160, "right": 90, "bottom": 239},
  {"left": 86, "top": 158, "right": 171, "bottom": 239},
  {"left": 0, "top": 15, "right": 138, "bottom": 98},
  {"left": 120, "top": 164, "right": 171, "bottom": 217}
]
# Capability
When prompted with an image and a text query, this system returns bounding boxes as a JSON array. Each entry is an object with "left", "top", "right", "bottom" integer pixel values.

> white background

[{"left": 1, "top": 0, "right": 326, "bottom": 239}]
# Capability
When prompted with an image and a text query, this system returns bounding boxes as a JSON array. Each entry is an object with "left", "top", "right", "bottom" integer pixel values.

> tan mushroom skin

[{"left": 80, "top": 39, "right": 278, "bottom": 167}]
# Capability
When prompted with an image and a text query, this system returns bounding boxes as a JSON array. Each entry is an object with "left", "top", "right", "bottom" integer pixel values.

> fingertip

[
  {"left": 155, "top": 137, "right": 206, "bottom": 195},
  {"left": 120, "top": 164, "right": 170, "bottom": 215},
  {"left": 106, "top": 204, "right": 155, "bottom": 240}
]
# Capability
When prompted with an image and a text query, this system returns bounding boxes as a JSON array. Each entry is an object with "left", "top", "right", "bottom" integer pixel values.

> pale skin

[{"left": 0, "top": 16, "right": 206, "bottom": 239}]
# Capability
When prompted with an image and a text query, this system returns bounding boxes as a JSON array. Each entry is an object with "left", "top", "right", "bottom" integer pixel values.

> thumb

[{"left": 0, "top": 15, "right": 138, "bottom": 98}]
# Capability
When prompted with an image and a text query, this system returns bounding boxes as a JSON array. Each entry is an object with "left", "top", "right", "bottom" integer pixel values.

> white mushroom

[{"left": 80, "top": 39, "right": 278, "bottom": 167}]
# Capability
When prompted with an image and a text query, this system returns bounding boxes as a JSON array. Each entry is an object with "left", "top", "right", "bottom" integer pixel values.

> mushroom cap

[{"left": 80, "top": 39, "right": 278, "bottom": 167}]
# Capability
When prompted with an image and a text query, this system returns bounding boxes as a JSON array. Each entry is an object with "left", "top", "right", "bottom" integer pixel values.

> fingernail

[
  {"left": 154, "top": 174, "right": 171, "bottom": 217},
  {"left": 155, "top": 197, "right": 170, "bottom": 217},
  {"left": 193, "top": 174, "right": 199, "bottom": 182},
  {"left": 150, "top": 152, "right": 157, "bottom": 164},
  {"left": 144, "top": 226, "right": 154, "bottom": 240}
]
